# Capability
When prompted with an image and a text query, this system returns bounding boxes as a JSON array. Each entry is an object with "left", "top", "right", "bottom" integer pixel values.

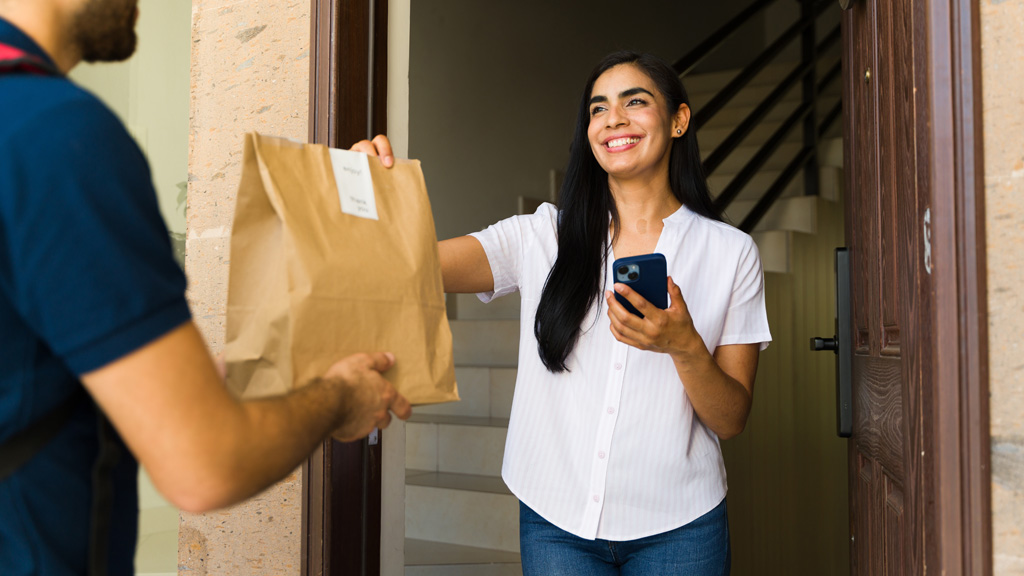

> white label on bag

[{"left": 328, "top": 148, "right": 379, "bottom": 221}]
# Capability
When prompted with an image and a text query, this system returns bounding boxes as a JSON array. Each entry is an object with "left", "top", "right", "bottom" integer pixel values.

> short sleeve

[
  {"left": 468, "top": 203, "right": 557, "bottom": 303},
  {"left": 718, "top": 236, "right": 772, "bottom": 350},
  {"left": 0, "top": 96, "right": 191, "bottom": 375}
]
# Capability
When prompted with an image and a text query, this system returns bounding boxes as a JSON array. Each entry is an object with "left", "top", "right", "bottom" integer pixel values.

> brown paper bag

[{"left": 224, "top": 132, "right": 457, "bottom": 410}]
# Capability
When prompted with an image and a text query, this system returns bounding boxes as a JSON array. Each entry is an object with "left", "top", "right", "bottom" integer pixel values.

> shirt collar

[
  {"left": 0, "top": 17, "right": 60, "bottom": 72},
  {"left": 662, "top": 202, "right": 697, "bottom": 227}
]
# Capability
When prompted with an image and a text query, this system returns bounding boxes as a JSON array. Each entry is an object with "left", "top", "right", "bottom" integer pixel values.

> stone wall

[
  {"left": 981, "top": 0, "right": 1024, "bottom": 572},
  {"left": 181, "top": 2, "right": 310, "bottom": 574}
]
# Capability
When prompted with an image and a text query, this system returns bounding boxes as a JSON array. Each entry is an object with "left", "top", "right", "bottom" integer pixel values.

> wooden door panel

[
  {"left": 845, "top": 0, "right": 920, "bottom": 573},
  {"left": 852, "top": 358, "right": 903, "bottom": 479},
  {"left": 876, "top": 0, "right": 900, "bottom": 352},
  {"left": 848, "top": 0, "right": 877, "bottom": 358},
  {"left": 884, "top": 474, "right": 906, "bottom": 576},
  {"left": 846, "top": 0, "right": 990, "bottom": 571}
]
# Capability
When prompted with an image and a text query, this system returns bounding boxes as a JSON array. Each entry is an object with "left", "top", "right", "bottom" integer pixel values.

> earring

[{"left": 676, "top": 129, "right": 682, "bottom": 135}]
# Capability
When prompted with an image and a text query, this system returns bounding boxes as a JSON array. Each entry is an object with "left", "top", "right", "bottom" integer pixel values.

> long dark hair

[{"left": 533, "top": 50, "right": 721, "bottom": 373}]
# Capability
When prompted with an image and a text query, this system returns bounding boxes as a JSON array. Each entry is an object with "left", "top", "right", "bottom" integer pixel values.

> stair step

[
  {"left": 451, "top": 320, "right": 520, "bottom": 367},
  {"left": 697, "top": 121, "right": 800, "bottom": 154},
  {"left": 681, "top": 63, "right": 795, "bottom": 94},
  {"left": 405, "top": 539, "right": 521, "bottom": 576},
  {"left": 726, "top": 195, "right": 819, "bottom": 235},
  {"left": 416, "top": 367, "right": 519, "bottom": 420},
  {"left": 448, "top": 292, "right": 521, "bottom": 321},
  {"left": 409, "top": 414, "right": 510, "bottom": 427},
  {"left": 406, "top": 483, "right": 519, "bottom": 552},
  {"left": 690, "top": 81, "right": 802, "bottom": 111},
  {"left": 416, "top": 367, "right": 491, "bottom": 418},
  {"left": 407, "top": 469, "right": 511, "bottom": 496},
  {"left": 490, "top": 368, "right": 516, "bottom": 419},
  {"left": 406, "top": 415, "right": 509, "bottom": 476},
  {"left": 701, "top": 100, "right": 796, "bottom": 129},
  {"left": 709, "top": 169, "right": 803, "bottom": 205},
  {"left": 684, "top": 48, "right": 842, "bottom": 95},
  {"left": 711, "top": 141, "right": 804, "bottom": 175}
]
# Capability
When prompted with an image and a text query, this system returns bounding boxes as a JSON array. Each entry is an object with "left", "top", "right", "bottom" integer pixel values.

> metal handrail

[
  {"left": 692, "top": 1, "right": 833, "bottom": 131},
  {"left": 739, "top": 103, "right": 839, "bottom": 230},
  {"left": 739, "top": 146, "right": 816, "bottom": 231},
  {"left": 712, "top": 101, "right": 813, "bottom": 212},
  {"left": 672, "top": 0, "right": 841, "bottom": 233},
  {"left": 672, "top": 0, "right": 783, "bottom": 77},
  {"left": 701, "top": 28, "right": 841, "bottom": 175}
]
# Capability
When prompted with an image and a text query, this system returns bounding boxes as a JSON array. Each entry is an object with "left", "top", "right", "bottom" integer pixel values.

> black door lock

[{"left": 810, "top": 248, "right": 852, "bottom": 438}]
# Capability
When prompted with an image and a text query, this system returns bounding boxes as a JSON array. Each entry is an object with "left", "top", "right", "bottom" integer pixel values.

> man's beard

[{"left": 71, "top": 0, "right": 139, "bottom": 63}]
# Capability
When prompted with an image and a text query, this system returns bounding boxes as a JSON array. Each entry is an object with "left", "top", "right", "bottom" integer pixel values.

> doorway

[
  {"left": 310, "top": 0, "right": 992, "bottom": 573},
  {"left": 399, "top": 1, "right": 849, "bottom": 574}
]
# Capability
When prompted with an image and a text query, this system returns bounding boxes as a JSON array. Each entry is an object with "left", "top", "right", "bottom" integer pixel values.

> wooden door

[
  {"left": 842, "top": 0, "right": 991, "bottom": 574},
  {"left": 843, "top": 0, "right": 921, "bottom": 572}
]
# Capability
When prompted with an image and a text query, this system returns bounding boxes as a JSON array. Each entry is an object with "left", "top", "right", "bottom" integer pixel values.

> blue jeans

[{"left": 519, "top": 499, "right": 731, "bottom": 576}]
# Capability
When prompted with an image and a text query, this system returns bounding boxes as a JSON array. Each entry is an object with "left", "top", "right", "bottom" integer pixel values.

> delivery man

[{"left": 0, "top": 1, "right": 410, "bottom": 574}]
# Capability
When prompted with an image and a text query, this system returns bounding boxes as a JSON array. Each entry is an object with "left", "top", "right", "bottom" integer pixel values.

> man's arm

[{"left": 81, "top": 321, "right": 411, "bottom": 513}]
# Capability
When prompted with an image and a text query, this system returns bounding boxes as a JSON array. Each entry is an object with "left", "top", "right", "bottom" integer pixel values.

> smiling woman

[
  {"left": 353, "top": 50, "right": 772, "bottom": 576},
  {"left": 535, "top": 51, "right": 720, "bottom": 375}
]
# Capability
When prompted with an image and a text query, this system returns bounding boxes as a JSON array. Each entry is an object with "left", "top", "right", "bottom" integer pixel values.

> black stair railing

[{"left": 674, "top": 0, "right": 842, "bottom": 232}]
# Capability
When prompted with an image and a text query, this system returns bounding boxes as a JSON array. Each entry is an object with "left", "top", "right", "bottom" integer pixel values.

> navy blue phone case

[{"left": 611, "top": 253, "right": 668, "bottom": 318}]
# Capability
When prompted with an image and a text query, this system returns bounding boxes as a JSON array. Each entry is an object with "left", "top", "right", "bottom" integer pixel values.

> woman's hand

[
  {"left": 606, "top": 276, "right": 760, "bottom": 439},
  {"left": 605, "top": 276, "right": 704, "bottom": 362},
  {"left": 350, "top": 134, "right": 395, "bottom": 168}
]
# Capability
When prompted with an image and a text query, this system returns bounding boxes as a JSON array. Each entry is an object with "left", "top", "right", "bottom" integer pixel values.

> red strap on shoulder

[{"left": 0, "top": 42, "right": 59, "bottom": 76}]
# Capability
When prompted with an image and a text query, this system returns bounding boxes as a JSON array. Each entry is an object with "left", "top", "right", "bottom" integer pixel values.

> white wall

[
  {"left": 383, "top": 2, "right": 412, "bottom": 573},
  {"left": 67, "top": 2, "right": 191, "bottom": 574},
  {"left": 70, "top": 0, "right": 191, "bottom": 263},
  {"left": 408, "top": 0, "right": 766, "bottom": 241}
]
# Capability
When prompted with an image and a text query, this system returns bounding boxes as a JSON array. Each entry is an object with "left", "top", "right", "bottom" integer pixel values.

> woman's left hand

[{"left": 605, "top": 276, "right": 704, "bottom": 361}]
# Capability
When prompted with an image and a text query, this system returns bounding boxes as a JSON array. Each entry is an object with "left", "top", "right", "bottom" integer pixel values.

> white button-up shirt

[{"left": 470, "top": 203, "right": 771, "bottom": 541}]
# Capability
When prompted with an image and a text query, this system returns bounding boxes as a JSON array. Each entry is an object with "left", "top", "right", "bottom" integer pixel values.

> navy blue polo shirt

[{"left": 0, "top": 19, "right": 191, "bottom": 575}]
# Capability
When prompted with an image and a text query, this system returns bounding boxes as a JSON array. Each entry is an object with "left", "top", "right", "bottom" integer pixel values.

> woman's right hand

[{"left": 350, "top": 134, "right": 395, "bottom": 168}]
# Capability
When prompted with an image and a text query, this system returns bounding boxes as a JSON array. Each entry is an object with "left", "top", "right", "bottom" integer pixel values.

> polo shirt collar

[{"left": 0, "top": 17, "right": 60, "bottom": 72}]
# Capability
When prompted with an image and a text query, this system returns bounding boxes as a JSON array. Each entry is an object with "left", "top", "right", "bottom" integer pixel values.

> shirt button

[
  {"left": 598, "top": 451, "right": 606, "bottom": 459},
  {"left": 607, "top": 407, "right": 616, "bottom": 415},
  {"left": 614, "top": 363, "right": 622, "bottom": 370},
  {"left": 593, "top": 495, "right": 600, "bottom": 502}
]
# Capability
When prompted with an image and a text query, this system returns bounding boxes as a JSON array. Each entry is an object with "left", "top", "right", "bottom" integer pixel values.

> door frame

[
  {"left": 842, "top": 0, "right": 990, "bottom": 572},
  {"left": 920, "top": 0, "right": 991, "bottom": 572},
  {"left": 300, "top": 0, "right": 993, "bottom": 573},
  {"left": 303, "top": 1, "right": 388, "bottom": 574}
]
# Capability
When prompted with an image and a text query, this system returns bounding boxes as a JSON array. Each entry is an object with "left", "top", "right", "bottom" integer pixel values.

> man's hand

[
  {"left": 323, "top": 352, "right": 412, "bottom": 442},
  {"left": 82, "top": 322, "right": 414, "bottom": 512}
]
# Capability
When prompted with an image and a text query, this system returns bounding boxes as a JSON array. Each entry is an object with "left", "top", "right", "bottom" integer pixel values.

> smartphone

[{"left": 611, "top": 253, "right": 668, "bottom": 318}]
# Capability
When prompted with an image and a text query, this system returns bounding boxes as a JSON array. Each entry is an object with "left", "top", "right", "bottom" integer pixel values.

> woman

[{"left": 355, "top": 50, "right": 770, "bottom": 576}]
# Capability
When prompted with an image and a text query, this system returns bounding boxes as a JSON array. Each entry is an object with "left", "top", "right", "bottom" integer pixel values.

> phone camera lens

[
  {"left": 628, "top": 272, "right": 639, "bottom": 281},
  {"left": 618, "top": 266, "right": 628, "bottom": 275}
]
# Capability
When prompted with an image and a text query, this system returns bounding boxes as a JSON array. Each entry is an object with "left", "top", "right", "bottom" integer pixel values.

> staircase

[
  {"left": 402, "top": 52, "right": 843, "bottom": 574},
  {"left": 404, "top": 303, "right": 522, "bottom": 576}
]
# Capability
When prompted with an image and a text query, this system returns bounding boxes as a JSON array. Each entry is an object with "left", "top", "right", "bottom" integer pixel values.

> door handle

[{"left": 810, "top": 248, "right": 852, "bottom": 438}]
